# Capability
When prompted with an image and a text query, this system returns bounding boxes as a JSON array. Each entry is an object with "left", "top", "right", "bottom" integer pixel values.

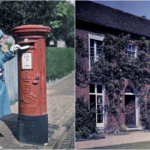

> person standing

[{"left": 0, "top": 29, "right": 23, "bottom": 118}]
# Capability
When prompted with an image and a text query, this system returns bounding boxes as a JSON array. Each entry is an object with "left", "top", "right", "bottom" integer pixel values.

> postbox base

[{"left": 18, "top": 114, "right": 48, "bottom": 145}]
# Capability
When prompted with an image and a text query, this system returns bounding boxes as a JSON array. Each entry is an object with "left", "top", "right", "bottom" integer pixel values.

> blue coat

[{"left": 0, "top": 50, "right": 15, "bottom": 118}]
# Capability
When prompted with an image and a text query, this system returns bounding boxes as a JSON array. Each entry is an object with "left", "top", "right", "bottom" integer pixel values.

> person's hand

[
  {"left": 10, "top": 44, "right": 30, "bottom": 52},
  {"left": 10, "top": 44, "right": 20, "bottom": 52}
]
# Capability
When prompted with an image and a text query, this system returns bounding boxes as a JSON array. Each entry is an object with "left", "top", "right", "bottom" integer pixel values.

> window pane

[
  {"left": 97, "top": 114, "right": 103, "bottom": 123},
  {"left": 90, "top": 39, "right": 95, "bottom": 66},
  {"left": 97, "top": 47, "right": 101, "bottom": 55},
  {"left": 96, "top": 41, "right": 103, "bottom": 57},
  {"left": 90, "top": 84, "right": 95, "bottom": 93},
  {"left": 132, "top": 52, "right": 135, "bottom": 56},
  {"left": 129, "top": 45, "right": 131, "bottom": 50},
  {"left": 90, "top": 39, "right": 94, "bottom": 48},
  {"left": 97, "top": 85, "right": 102, "bottom": 93},
  {"left": 90, "top": 95, "right": 95, "bottom": 109},
  {"left": 97, "top": 95, "right": 102, "bottom": 104},
  {"left": 132, "top": 45, "right": 135, "bottom": 51},
  {"left": 90, "top": 47, "right": 94, "bottom": 57},
  {"left": 97, "top": 105, "right": 103, "bottom": 113},
  {"left": 96, "top": 41, "right": 101, "bottom": 48},
  {"left": 128, "top": 51, "right": 131, "bottom": 56}
]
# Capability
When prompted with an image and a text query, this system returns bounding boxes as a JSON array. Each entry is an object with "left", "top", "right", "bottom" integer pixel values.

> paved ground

[
  {"left": 76, "top": 131, "right": 150, "bottom": 149},
  {"left": 60, "top": 124, "right": 75, "bottom": 149},
  {"left": 0, "top": 71, "right": 75, "bottom": 149}
]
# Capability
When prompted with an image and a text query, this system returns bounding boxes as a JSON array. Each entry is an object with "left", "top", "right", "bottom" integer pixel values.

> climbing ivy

[{"left": 76, "top": 34, "right": 150, "bottom": 128}]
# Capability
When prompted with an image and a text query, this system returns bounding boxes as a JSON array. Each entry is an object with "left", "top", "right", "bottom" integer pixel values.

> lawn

[
  {"left": 46, "top": 47, "right": 74, "bottom": 82},
  {"left": 90, "top": 141, "right": 150, "bottom": 149}
]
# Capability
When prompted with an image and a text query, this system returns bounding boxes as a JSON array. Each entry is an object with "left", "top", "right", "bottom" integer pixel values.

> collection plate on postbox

[
  {"left": 22, "top": 53, "right": 32, "bottom": 69},
  {"left": 19, "top": 40, "right": 36, "bottom": 70}
]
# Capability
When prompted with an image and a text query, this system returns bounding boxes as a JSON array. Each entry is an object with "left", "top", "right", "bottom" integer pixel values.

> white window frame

[
  {"left": 88, "top": 34, "right": 104, "bottom": 71},
  {"left": 125, "top": 43, "right": 138, "bottom": 60},
  {"left": 89, "top": 83, "right": 105, "bottom": 128}
]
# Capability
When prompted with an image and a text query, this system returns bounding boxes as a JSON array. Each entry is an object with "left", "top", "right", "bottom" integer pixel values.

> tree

[
  {"left": 50, "top": 1, "right": 74, "bottom": 47},
  {"left": 0, "top": 1, "right": 74, "bottom": 47}
]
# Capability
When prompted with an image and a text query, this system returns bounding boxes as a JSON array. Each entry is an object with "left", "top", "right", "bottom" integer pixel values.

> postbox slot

[
  {"left": 19, "top": 41, "right": 36, "bottom": 50},
  {"left": 20, "top": 43, "right": 34, "bottom": 46}
]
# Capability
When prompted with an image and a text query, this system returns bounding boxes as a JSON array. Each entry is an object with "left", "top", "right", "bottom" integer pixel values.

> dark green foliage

[
  {"left": 0, "top": 1, "right": 57, "bottom": 33},
  {"left": 140, "top": 88, "right": 150, "bottom": 129},
  {"left": 55, "top": 2, "right": 74, "bottom": 47},
  {"left": 76, "top": 96, "right": 97, "bottom": 138},
  {"left": 76, "top": 36, "right": 89, "bottom": 88},
  {"left": 0, "top": 1, "right": 74, "bottom": 47},
  {"left": 46, "top": 47, "right": 74, "bottom": 81}
]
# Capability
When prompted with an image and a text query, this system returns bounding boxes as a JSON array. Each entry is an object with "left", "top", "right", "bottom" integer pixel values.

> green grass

[
  {"left": 46, "top": 47, "right": 74, "bottom": 82},
  {"left": 90, "top": 141, "right": 150, "bottom": 149}
]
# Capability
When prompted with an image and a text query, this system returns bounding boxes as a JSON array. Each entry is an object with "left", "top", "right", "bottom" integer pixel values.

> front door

[{"left": 125, "top": 95, "right": 136, "bottom": 127}]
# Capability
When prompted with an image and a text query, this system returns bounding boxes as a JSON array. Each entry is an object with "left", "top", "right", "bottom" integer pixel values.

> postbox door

[{"left": 18, "top": 39, "right": 44, "bottom": 116}]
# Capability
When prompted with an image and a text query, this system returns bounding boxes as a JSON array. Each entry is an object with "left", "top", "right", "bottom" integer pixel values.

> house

[
  {"left": 49, "top": 40, "right": 66, "bottom": 47},
  {"left": 76, "top": 1, "right": 150, "bottom": 131}
]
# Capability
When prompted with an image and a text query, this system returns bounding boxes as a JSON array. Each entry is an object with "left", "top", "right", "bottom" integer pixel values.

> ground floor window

[{"left": 89, "top": 83, "right": 105, "bottom": 128}]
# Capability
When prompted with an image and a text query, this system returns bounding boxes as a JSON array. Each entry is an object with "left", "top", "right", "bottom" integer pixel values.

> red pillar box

[{"left": 12, "top": 25, "right": 50, "bottom": 145}]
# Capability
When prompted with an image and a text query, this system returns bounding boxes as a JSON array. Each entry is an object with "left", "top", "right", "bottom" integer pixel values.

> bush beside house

[{"left": 76, "top": 96, "right": 96, "bottom": 138}]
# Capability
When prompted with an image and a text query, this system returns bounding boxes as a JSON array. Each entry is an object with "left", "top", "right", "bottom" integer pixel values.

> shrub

[
  {"left": 76, "top": 96, "right": 97, "bottom": 139},
  {"left": 119, "top": 124, "right": 127, "bottom": 132},
  {"left": 140, "top": 97, "right": 150, "bottom": 130}
]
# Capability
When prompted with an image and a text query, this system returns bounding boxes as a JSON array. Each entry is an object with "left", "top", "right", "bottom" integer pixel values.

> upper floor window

[
  {"left": 90, "top": 39, "right": 103, "bottom": 61},
  {"left": 125, "top": 43, "right": 137, "bottom": 60},
  {"left": 89, "top": 34, "right": 104, "bottom": 70}
]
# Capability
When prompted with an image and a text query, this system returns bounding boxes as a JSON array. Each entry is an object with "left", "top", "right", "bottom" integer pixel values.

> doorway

[{"left": 125, "top": 95, "right": 136, "bottom": 127}]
